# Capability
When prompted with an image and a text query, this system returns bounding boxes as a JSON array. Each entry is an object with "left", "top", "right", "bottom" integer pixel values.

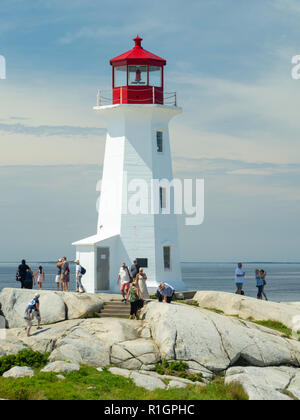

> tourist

[
  {"left": 260, "top": 269, "right": 268, "bottom": 301},
  {"left": 126, "top": 281, "right": 141, "bottom": 320},
  {"left": 235, "top": 263, "right": 245, "bottom": 295},
  {"left": 130, "top": 260, "right": 140, "bottom": 281},
  {"left": 35, "top": 266, "right": 45, "bottom": 290},
  {"left": 157, "top": 282, "right": 175, "bottom": 303},
  {"left": 117, "top": 262, "right": 131, "bottom": 302},
  {"left": 256, "top": 269, "right": 264, "bottom": 300},
  {"left": 24, "top": 268, "right": 35, "bottom": 290},
  {"left": 61, "top": 257, "right": 70, "bottom": 292},
  {"left": 24, "top": 293, "right": 42, "bottom": 337},
  {"left": 136, "top": 267, "right": 149, "bottom": 301},
  {"left": 75, "top": 259, "right": 85, "bottom": 293},
  {"left": 56, "top": 258, "right": 63, "bottom": 291},
  {"left": 17, "top": 259, "right": 30, "bottom": 289}
]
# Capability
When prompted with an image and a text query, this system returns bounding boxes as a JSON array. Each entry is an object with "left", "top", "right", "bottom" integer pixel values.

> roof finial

[{"left": 133, "top": 35, "right": 143, "bottom": 48}]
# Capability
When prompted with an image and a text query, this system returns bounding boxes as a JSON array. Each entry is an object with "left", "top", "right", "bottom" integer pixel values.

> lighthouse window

[
  {"left": 163, "top": 246, "right": 171, "bottom": 270},
  {"left": 160, "top": 187, "right": 167, "bottom": 210},
  {"left": 149, "top": 66, "right": 162, "bottom": 87},
  {"left": 157, "top": 131, "right": 163, "bottom": 152},
  {"left": 128, "top": 65, "right": 147, "bottom": 86},
  {"left": 114, "top": 66, "right": 127, "bottom": 87}
]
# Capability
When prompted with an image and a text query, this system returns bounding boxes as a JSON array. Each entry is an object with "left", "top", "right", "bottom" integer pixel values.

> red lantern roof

[{"left": 110, "top": 36, "right": 166, "bottom": 66}]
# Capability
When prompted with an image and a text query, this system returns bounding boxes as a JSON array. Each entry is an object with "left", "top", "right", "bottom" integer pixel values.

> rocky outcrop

[
  {"left": 2, "top": 291, "right": 300, "bottom": 400},
  {"left": 3, "top": 366, "right": 34, "bottom": 378},
  {"left": 0, "top": 288, "right": 104, "bottom": 328},
  {"left": 41, "top": 361, "right": 80, "bottom": 373},
  {"left": 142, "top": 302, "right": 300, "bottom": 374},
  {"left": 194, "top": 291, "right": 300, "bottom": 329},
  {"left": 225, "top": 366, "right": 300, "bottom": 401}
]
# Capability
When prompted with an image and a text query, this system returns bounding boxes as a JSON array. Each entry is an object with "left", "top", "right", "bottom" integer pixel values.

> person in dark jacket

[
  {"left": 130, "top": 260, "right": 140, "bottom": 280},
  {"left": 17, "top": 259, "right": 30, "bottom": 289}
]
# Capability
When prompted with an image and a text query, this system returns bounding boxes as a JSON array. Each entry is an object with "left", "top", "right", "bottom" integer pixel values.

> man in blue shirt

[
  {"left": 24, "top": 294, "right": 41, "bottom": 337},
  {"left": 157, "top": 283, "right": 175, "bottom": 304}
]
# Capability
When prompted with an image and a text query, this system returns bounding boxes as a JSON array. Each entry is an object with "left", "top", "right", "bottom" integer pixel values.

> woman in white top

[{"left": 136, "top": 268, "right": 150, "bottom": 300}]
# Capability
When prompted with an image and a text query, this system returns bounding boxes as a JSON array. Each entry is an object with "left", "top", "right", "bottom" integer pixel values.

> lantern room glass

[
  {"left": 114, "top": 66, "right": 127, "bottom": 87},
  {"left": 128, "top": 65, "right": 147, "bottom": 86},
  {"left": 149, "top": 66, "right": 162, "bottom": 87}
]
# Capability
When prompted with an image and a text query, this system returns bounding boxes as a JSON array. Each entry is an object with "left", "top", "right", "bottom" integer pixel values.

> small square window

[
  {"left": 163, "top": 246, "right": 171, "bottom": 270},
  {"left": 157, "top": 131, "right": 163, "bottom": 152},
  {"left": 136, "top": 258, "right": 148, "bottom": 268}
]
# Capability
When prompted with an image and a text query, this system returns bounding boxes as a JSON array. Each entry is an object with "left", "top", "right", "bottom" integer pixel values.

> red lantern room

[{"left": 110, "top": 36, "right": 166, "bottom": 105}]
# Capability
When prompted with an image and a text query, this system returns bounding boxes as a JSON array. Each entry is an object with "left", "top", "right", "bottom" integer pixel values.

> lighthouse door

[{"left": 96, "top": 247, "right": 110, "bottom": 290}]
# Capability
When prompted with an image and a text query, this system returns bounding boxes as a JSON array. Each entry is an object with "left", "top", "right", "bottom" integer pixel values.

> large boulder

[
  {"left": 225, "top": 366, "right": 300, "bottom": 401},
  {"left": 142, "top": 302, "right": 300, "bottom": 374},
  {"left": 194, "top": 291, "right": 300, "bottom": 329},
  {"left": 3, "top": 366, "right": 34, "bottom": 378},
  {"left": 56, "top": 292, "right": 104, "bottom": 320},
  {"left": 0, "top": 289, "right": 66, "bottom": 328},
  {"left": 0, "top": 289, "right": 105, "bottom": 328},
  {"left": 41, "top": 361, "right": 80, "bottom": 373}
]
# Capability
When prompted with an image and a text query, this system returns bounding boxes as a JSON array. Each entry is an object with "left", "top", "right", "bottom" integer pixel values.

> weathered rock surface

[
  {"left": 0, "top": 289, "right": 104, "bottom": 328},
  {"left": 41, "top": 361, "right": 80, "bottom": 373},
  {"left": 3, "top": 366, "right": 34, "bottom": 378},
  {"left": 194, "top": 291, "right": 300, "bottom": 329},
  {"left": 225, "top": 366, "right": 300, "bottom": 400},
  {"left": 0, "top": 289, "right": 66, "bottom": 328},
  {"left": 142, "top": 302, "right": 300, "bottom": 374}
]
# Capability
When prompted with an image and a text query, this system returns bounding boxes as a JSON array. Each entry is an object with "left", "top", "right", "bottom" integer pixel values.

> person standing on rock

[
  {"left": 260, "top": 270, "right": 268, "bottom": 301},
  {"left": 118, "top": 262, "right": 131, "bottom": 303},
  {"left": 17, "top": 259, "right": 30, "bottom": 289},
  {"left": 126, "top": 281, "right": 141, "bottom": 320},
  {"left": 35, "top": 266, "right": 45, "bottom": 291},
  {"left": 75, "top": 260, "right": 85, "bottom": 293},
  {"left": 24, "top": 268, "right": 35, "bottom": 290},
  {"left": 56, "top": 258, "right": 63, "bottom": 291},
  {"left": 256, "top": 269, "right": 264, "bottom": 300},
  {"left": 24, "top": 293, "right": 42, "bottom": 337},
  {"left": 235, "top": 263, "right": 245, "bottom": 295},
  {"left": 61, "top": 257, "right": 70, "bottom": 292}
]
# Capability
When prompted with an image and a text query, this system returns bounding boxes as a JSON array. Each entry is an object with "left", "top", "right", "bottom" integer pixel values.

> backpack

[{"left": 81, "top": 266, "right": 86, "bottom": 275}]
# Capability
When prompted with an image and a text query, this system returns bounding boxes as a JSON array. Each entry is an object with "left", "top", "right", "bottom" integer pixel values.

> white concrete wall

[{"left": 76, "top": 245, "right": 95, "bottom": 293}]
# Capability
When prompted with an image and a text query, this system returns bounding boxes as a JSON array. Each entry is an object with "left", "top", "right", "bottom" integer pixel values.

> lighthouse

[{"left": 73, "top": 36, "right": 186, "bottom": 293}]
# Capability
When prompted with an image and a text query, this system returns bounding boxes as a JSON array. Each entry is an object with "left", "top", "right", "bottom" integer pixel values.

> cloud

[{"left": 0, "top": 122, "right": 105, "bottom": 136}]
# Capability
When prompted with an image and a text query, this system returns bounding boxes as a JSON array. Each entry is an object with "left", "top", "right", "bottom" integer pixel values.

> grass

[
  {"left": 247, "top": 319, "right": 293, "bottom": 337},
  {"left": 155, "top": 360, "right": 203, "bottom": 382},
  {"left": 204, "top": 307, "right": 225, "bottom": 315},
  {"left": 0, "top": 365, "right": 248, "bottom": 401}
]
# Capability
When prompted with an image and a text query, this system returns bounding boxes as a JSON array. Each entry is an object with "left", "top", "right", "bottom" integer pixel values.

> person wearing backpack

[{"left": 75, "top": 260, "right": 85, "bottom": 293}]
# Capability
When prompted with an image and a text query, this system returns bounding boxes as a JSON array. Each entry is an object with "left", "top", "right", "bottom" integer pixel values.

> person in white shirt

[
  {"left": 75, "top": 260, "right": 85, "bottom": 293},
  {"left": 235, "top": 263, "right": 245, "bottom": 295},
  {"left": 117, "top": 262, "right": 132, "bottom": 303}
]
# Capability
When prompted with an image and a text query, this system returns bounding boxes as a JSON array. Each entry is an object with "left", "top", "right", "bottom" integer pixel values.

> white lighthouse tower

[{"left": 73, "top": 36, "right": 186, "bottom": 293}]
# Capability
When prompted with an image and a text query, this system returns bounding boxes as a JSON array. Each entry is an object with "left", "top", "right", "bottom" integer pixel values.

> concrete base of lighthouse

[{"left": 73, "top": 104, "right": 187, "bottom": 294}]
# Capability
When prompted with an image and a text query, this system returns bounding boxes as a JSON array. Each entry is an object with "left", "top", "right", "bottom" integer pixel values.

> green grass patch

[
  {"left": 155, "top": 360, "right": 203, "bottom": 382},
  {"left": 0, "top": 349, "right": 49, "bottom": 376},
  {"left": 204, "top": 307, "right": 224, "bottom": 315},
  {"left": 249, "top": 320, "right": 292, "bottom": 337},
  {"left": 0, "top": 365, "right": 248, "bottom": 401}
]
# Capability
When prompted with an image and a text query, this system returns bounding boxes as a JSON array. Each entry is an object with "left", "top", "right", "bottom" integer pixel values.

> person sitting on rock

[
  {"left": 157, "top": 283, "right": 175, "bottom": 304},
  {"left": 24, "top": 293, "right": 42, "bottom": 337}
]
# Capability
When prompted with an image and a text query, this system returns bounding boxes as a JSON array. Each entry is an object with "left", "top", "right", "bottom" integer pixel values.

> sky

[{"left": 0, "top": 0, "right": 300, "bottom": 262}]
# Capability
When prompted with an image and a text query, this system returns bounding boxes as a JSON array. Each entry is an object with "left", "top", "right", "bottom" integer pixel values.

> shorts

[
  {"left": 120, "top": 282, "right": 130, "bottom": 292},
  {"left": 55, "top": 275, "right": 61, "bottom": 284},
  {"left": 25, "top": 311, "right": 41, "bottom": 328},
  {"left": 236, "top": 283, "right": 243, "bottom": 290}
]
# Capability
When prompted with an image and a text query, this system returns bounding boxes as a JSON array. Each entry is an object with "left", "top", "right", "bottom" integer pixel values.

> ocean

[{"left": 0, "top": 262, "right": 300, "bottom": 302}]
